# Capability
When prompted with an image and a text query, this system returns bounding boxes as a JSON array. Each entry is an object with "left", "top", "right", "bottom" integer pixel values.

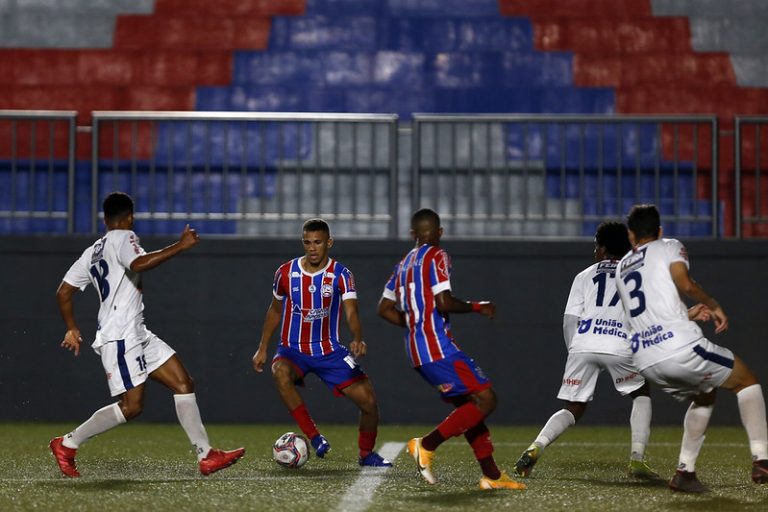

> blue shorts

[
  {"left": 415, "top": 351, "right": 492, "bottom": 399},
  {"left": 273, "top": 345, "right": 367, "bottom": 397}
]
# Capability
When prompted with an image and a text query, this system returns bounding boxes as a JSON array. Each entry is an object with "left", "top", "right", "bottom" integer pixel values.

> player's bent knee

[
  {"left": 474, "top": 388, "right": 497, "bottom": 415},
  {"left": 119, "top": 401, "right": 144, "bottom": 420}
]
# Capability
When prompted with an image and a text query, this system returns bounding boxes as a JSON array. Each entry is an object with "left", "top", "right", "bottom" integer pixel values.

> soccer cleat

[
  {"left": 311, "top": 435, "right": 331, "bottom": 458},
  {"left": 50, "top": 437, "right": 80, "bottom": 478},
  {"left": 199, "top": 447, "right": 245, "bottom": 476},
  {"left": 752, "top": 459, "right": 768, "bottom": 484},
  {"left": 628, "top": 459, "right": 660, "bottom": 479},
  {"left": 514, "top": 443, "right": 542, "bottom": 478},
  {"left": 479, "top": 471, "right": 527, "bottom": 490},
  {"left": 407, "top": 437, "right": 436, "bottom": 484},
  {"left": 668, "top": 470, "right": 709, "bottom": 493},
  {"left": 359, "top": 451, "right": 393, "bottom": 467}
]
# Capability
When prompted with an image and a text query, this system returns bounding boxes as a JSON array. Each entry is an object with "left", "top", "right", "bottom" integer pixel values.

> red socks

[
  {"left": 437, "top": 402, "right": 485, "bottom": 439},
  {"left": 359, "top": 430, "right": 377, "bottom": 457},
  {"left": 289, "top": 403, "right": 320, "bottom": 440}
]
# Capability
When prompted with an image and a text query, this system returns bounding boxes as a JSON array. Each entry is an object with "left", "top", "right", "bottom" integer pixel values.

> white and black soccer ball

[{"left": 272, "top": 432, "right": 310, "bottom": 469}]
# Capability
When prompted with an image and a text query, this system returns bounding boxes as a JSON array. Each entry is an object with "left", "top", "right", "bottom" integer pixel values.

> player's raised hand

[
  {"left": 252, "top": 347, "right": 268, "bottom": 373},
  {"left": 477, "top": 301, "right": 495, "bottom": 319},
  {"left": 178, "top": 224, "right": 200, "bottom": 250},
  {"left": 710, "top": 305, "right": 729, "bottom": 334},
  {"left": 349, "top": 340, "right": 367, "bottom": 358},
  {"left": 61, "top": 328, "right": 82, "bottom": 356},
  {"left": 688, "top": 303, "right": 712, "bottom": 322}
]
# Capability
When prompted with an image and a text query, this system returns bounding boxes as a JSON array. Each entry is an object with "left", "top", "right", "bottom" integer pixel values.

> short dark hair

[
  {"left": 595, "top": 221, "right": 631, "bottom": 259},
  {"left": 411, "top": 208, "right": 440, "bottom": 230},
  {"left": 103, "top": 192, "right": 134, "bottom": 223},
  {"left": 627, "top": 204, "right": 661, "bottom": 240},
  {"left": 302, "top": 218, "right": 330, "bottom": 236}
]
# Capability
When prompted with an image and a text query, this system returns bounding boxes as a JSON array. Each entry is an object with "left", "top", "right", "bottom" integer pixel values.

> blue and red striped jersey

[
  {"left": 382, "top": 244, "right": 460, "bottom": 367},
  {"left": 273, "top": 257, "right": 357, "bottom": 356}
]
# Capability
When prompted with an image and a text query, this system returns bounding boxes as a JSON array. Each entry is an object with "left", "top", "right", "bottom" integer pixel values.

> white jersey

[
  {"left": 63, "top": 229, "right": 146, "bottom": 348},
  {"left": 564, "top": 259, "right": 630, "bottom": 355},
  {"left": 615, "top": 238, "right": 703, "bottom": 370}
]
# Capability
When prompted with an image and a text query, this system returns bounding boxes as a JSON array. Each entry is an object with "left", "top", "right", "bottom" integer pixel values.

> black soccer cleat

[
  {"left": 752, "top": 459, "right": 768, "bottom": 484},
  {"left": 669, "top": 470, "right": 709, "bottom": 493}
]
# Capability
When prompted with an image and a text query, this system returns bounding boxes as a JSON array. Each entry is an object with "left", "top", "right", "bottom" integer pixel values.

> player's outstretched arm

[
  {"left": 670, "top": 262, "right": 728, "bottom": 333},
  {"left": 253, "top": 297, "right": 283, "bottom": 373},
  {"left": 56, "top": 281, "right": 82, "bottom": 356},
  {"left": 130, "top": 224, "right": 199, "bottom": 273},
  {"left": 435, "top": 291, "right": 495, "bottom": 319},
  {"left": 343, "top": 299, "right": 367, "bottom": 358},
  {"left": 377, "top": 297, "right": 406, "bottom": 327}
]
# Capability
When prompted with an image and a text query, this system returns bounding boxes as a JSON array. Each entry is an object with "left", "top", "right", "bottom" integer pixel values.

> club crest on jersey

[
  {"left": 321, "top": 284, "right": 333, "bottom": 297},
  {"left": 308, "top": 284, "right": 317, "bottom": 293}
]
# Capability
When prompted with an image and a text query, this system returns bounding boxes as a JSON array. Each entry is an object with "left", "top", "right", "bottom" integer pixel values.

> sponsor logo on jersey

[
  {"left": 303, "top": 307, "right": 329, "bottom": 322},
  {"left": 620, "top": 248, "right": 647, "bottom": 277},
  {"left": 596, "top": 260, "right": 618, "bottom": 275},
  {"left": 321, "top": 284, "right": 333, "bottom": 297},
  {"left": 308, "top": 284, "right": 317, "bottom": 293},
  {"left": 630, "top": 324, "right": 675, "bottom": 352},
  {"left": 562, "top": 377, "right": 582, "bottom": 386},
  {"left": 437, "top": 383, "right": 454, "bottom": 393},
  {"left": 326, "top": 272, "right": 335, "bottom": 279},
  {"left": 614, "top": 372, "right": 639, "bottom": 384},
  {"left": 591, "top": 318, "right": 627, "bottom": 339},
  {"left": 291, "top": 272, "right": 301, "bottom": 277},
  {"left": 90, "top": 238, "right": 106, "bottom": 264}
]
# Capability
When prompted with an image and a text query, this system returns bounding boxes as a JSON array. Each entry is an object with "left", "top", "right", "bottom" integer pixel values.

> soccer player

[
  {"left": 377, "top": 208, "right": 525, "bottom": 490},
  {"left": 616, "top": 204, "right": 768, "bottom": 492},
  {"left": 514, "top": 221, "right": 660, "bottom": 479},
  {"left": 51, "top": 192, "right": 245, "bottom": 478},
  {"left": 252, "top": 218, "right": 391, "bottom": 467}
]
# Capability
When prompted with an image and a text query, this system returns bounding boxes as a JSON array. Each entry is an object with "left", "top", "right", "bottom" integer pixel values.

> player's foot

[
  {"left": 311, "top": 434, "right": 331, "bottom": 458},
  {"left": 359, "top": 451, "right": 393, "bottom": 467},
  {"left": 479, "top": 471, "right": 527, "bottom": 490},
  {"left": 752, "top": 459, "right": 768, "bottom": 484},
  {"left": 668, "top": 470, "right": 709, "bottom": 493},
  {"left": 50, "top": 437, "right": 80, "bottom": 478},
  {"left": 514, "top": 443, "right": 542, "bottom": 478},
  {"left": 199, "top": 447, "right": 245, "bottom": 476},
  {"left": 407, "top": 437, "right": 436, "bottom": 484},
  {"left": 628, "top": 459, "right": 660, "bottom": 479}
]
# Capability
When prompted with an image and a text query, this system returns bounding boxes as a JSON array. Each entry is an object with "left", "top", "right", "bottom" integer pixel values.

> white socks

[
  {"left": 630, "top": 395, "right": 652, "bottom": 461},
  {"left": 62, "top": 403, "right": 126, "bottom": 449},
  {"left": 737, "top": 384, "right": 768, "bottom": 461},
  {"left": 678, "top": 402, "right": 713, "bottom": 472},
  {"left": 534, "top": 409, "right": 576, "bottom": 448},
  {"left": 174, "top": 393, "right": 212, "bottom": 460}
]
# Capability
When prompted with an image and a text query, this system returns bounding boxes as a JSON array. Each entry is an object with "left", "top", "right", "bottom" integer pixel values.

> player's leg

[
  {"left": 719, "top": 355, "right": 768, "bottom": 483},
  {"left": 669, "top": 390, "right": 715, "bottom": 493},
  {"left": 626, "top": 383, "right": 657, "bottom": 478},
  {"left": 271, "top": 350, "right": 329, "bottom": 458},
  {"left": 50, "top": 340, "right": 145, "bottom": 477},
  {"left": 515, "top": 352, "right": 597, "bottom": 477},
  {"left": 340, "top": 379, "right": 391, "bottom": 467},
  {"left": 148, "top": 338, "right": 244, "bottom": 475},
  {"left": 607, "top": 353, "right": 657, "bottom": 478}
]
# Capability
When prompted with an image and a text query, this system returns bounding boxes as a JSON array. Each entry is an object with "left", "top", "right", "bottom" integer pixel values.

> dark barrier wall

[{"left": 1, "top": 235, "right": 766, "bottom": 427}]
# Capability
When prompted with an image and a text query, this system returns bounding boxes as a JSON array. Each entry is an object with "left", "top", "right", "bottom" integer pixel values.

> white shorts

[
  {"left": 557, "top": 351, "right": 645, "bottom": 402},
  {"left": 640, "top": 338, "right": 734, "bottom": 401},
  {"left": 94, "top": 329, "right": 176, "bottom": 397}
]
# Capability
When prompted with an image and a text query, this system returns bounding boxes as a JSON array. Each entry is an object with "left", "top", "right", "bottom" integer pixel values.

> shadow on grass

[{"left": 668, "top": 495, "right": 768, "bottom": 511}]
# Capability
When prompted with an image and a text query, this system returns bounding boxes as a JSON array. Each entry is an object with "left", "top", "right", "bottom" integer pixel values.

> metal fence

[
  {"left": 412, "top": 114, "right": 719, "bottom": 238},
  {"left": 3, "top": 110, "right": 763, "bottom": 239},
  {"left": 0, "top": 110, "right": 77, "bottom": 233},
  {"left": 735, "top": 116, "right": 768, "bottom": 238},
  {"left": 91, "top": 111, "right": 399, "bottom": 237}
]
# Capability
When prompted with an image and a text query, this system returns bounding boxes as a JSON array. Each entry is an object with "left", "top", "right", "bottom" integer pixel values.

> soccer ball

[{"left": 272, "top": 432, "right": 310, "bottom": 468}]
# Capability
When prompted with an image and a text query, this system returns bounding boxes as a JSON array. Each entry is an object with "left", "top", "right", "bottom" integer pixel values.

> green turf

[{"left": 1, "top": 423, "right": 766, "bottom": 511}]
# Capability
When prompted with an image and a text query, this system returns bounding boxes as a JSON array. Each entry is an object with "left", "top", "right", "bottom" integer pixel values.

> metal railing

[
  {"left": 0, "top": 110, "right": 77, "bottom": 233},
  {"left": 91, "top": 111, "right": 399, "bottom": 237},
  {"left": 735, "top": 116, "right": 768, "bottom": 238},
  {"left": 412, "top": 114, "right": 719, "bottom": 238}
]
